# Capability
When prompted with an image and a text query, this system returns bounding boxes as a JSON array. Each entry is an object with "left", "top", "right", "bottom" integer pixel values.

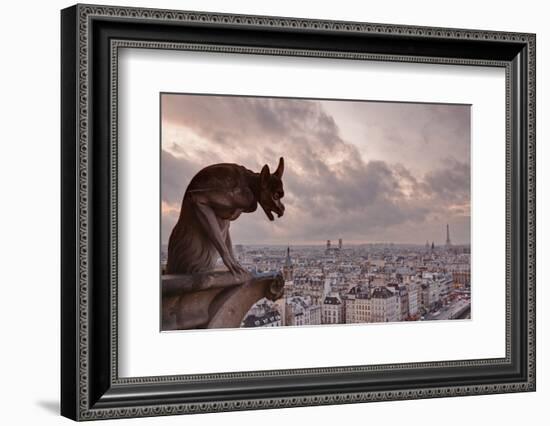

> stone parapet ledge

[{"left": 161, "top": 270, "right": 284, "bottom": 331}]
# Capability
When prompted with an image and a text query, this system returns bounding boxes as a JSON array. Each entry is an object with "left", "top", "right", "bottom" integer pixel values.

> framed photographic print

[{"left": 61, "top": 3, "right": 536, "bottom": 421}]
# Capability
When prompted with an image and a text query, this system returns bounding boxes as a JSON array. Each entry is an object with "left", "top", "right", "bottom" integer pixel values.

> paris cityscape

[
  {"left": 240, "top": 224, "right": 470, "bottom": 328},
  {"left": 161, "top": 224, "right": 471, "bottom": 329}
]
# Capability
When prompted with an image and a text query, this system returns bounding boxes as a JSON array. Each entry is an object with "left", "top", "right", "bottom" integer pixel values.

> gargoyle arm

[
  {"left": 226, "top": 230, "right": 235, "bottom": 259},
  {"left": 192, "top": 194, "right": 247, "bottom": 275}
]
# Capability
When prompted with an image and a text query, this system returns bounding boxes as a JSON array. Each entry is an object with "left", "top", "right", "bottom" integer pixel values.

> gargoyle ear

[
  {"left": 260, "top": 164, "right": 270, "bottom": 188},
  {"left": 273, "top": 157, "right": 284, "bottom": 178}
]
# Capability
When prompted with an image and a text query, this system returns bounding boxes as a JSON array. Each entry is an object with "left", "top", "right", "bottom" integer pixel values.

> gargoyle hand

[{"left": 222, "top": 254, "right": 248, "bottom": 276}]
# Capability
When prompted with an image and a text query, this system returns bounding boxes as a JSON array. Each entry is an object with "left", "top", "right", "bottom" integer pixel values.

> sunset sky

[{"left": 161, "top": 94, "right": 471, "bottom": 246}]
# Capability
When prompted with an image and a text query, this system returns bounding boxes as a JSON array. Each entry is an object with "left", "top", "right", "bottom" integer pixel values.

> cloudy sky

[{"left": 161, "top": 94, "right": 470, "bottom": 246}]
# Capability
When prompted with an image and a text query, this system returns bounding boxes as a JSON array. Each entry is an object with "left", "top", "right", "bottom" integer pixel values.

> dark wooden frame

[{"left": 61, "top": 3, "right": 536, "bottom": 421}]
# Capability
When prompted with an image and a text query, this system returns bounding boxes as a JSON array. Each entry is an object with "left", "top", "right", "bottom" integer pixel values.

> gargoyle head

[{"left": 259, "top": 157, "right": 285, "bottom": 221}]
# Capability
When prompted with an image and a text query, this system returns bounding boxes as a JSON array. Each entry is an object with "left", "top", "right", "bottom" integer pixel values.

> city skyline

[
  {"left": 161, "top": 94, "right": 471, "bottom": 246},
  {"left": 230, "top": 223, "right": 465, "bottom": 248},
  {"left": 161, "top": 234, "right": 472, "bottom": 330},
  {"left": 238, "top": 240, "right": 470, "bottom": 328}
]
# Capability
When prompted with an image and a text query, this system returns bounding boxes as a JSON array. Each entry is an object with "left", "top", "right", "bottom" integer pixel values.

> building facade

[{"left": 321, "top": 294, "right": 344, "bottom": 324}]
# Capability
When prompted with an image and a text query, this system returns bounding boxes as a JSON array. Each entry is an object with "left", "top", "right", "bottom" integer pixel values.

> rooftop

[
  {"left": 323, "top": 296, "right": 342, "bottom": 305},
  {"left": 371, "top": 286, "right": 394, "bottom": 299}
]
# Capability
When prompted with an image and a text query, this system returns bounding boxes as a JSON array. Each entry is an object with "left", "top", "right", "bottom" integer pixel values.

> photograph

[{"left": 160, "top": 94, "right": 472, "bottom": 331}]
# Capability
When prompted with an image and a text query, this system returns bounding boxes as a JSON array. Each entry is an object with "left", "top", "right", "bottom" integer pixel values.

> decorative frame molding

[{"left": 61, "top": 3, "right": 535, "bottom": 421}]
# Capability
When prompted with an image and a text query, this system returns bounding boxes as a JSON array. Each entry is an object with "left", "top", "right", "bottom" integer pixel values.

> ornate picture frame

[{"left": 61, "top": 4, "right": 535, "bottom": 421}]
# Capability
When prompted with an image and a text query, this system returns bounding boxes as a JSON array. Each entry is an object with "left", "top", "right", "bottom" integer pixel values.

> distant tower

[
  {"left": 431, "top": 241, "right": 435, "bottom": 251},
  {"left": 326, "top": 239, "right": 331, "bottom": 250},
  {"left": 278, "top": 246, "right": 295, "bottom": 327},
  {"left": 283, "top": 246, "right": 294, "bottom": 281},
  {"left": 323, "top": 276, "right": 332, "bottom": 297},
  {"left": 445, "top": 224, "right": 452, "bottom": 247},
  {"left": 338, "top": 238, "right": 343, "bottom": 250},
  {"left": 425, "top": 240, "right": 430, "bottom": 251}
]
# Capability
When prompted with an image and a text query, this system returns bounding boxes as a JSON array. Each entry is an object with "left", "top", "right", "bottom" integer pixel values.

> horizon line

[{"left": 161, "top": 241, "right": 471, "bottom": 247}]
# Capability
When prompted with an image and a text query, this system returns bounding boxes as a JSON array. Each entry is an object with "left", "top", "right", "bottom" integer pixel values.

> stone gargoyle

[
  {"left": 162, "top": 158, "right": 286, "bottom": 330},
  {"left": 166, "top": 157, "right": 285, "bottom": 275}
]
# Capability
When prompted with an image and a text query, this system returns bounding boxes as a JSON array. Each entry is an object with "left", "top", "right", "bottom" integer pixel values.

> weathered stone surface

[{"left": 161, "top": 270, "right": 284, "bottom": 330}]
